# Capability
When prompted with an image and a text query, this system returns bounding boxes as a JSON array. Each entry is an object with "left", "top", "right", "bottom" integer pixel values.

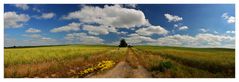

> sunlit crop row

[{"left": 4, "top": 45, "right": 112, "bottom": 67}]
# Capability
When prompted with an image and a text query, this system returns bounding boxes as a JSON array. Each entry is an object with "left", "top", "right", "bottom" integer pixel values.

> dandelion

[{"left": 77, "top": 60, "right": 115, "bottom": 77}]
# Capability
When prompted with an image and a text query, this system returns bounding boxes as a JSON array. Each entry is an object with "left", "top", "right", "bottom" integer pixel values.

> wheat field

[{"left": 4, "top": 45, "right": 235, "bottom": 78}]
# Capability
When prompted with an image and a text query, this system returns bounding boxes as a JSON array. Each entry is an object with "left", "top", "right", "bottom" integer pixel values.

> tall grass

[
  {"left": 135, "top": 46, "right": 235, "bottom": 77},
  {"left": 4, "top": 45, "right": 111, "bottom": 67},
  {"left": 4, "top": 45, "right": 127, "bottom": 78}
]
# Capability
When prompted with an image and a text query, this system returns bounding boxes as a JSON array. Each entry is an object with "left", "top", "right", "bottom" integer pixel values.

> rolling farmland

[{"left": 4, "top": 45, "right": 235, "bottom": 78}]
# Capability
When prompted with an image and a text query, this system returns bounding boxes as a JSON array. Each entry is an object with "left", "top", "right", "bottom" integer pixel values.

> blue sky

[{"left": 4, "top": 4, "right": 235, "bottom": 48}]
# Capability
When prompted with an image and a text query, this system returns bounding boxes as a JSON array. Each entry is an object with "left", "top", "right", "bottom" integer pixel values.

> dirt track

[{"left": 89, "top": 48, "right": 152, "bottom": 78}]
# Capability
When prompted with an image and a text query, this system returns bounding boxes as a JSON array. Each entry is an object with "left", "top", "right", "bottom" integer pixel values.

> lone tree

[{"left": 119, "top": 39, "right": 128, "bottom": 47}]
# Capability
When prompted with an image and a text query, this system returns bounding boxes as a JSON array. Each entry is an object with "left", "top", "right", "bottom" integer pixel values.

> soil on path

[{"left": 89, "top": 48, "right": 152, "bottom": 78}]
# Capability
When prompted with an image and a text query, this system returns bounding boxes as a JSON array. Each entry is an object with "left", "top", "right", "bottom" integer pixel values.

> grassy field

[
  {"left": 4, "top": 45, "right": 235, "bottom": 78},
  {"left": 134, "top": 46, "right": 235, "bottom": 77},
  {"left": 4, "top": 45, "right": 126, "bottom": 77}
]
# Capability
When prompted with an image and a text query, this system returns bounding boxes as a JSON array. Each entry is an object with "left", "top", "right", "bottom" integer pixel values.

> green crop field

[
  {"left": 134, "top": 46, "right": 235, "bottom": 78},
  {"left": 4, "top": 45, "right": 235, "bottom": 78}
]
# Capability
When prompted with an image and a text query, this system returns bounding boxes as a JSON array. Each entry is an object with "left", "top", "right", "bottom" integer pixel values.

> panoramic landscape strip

[{"left": 4, "top": 4, "right": 235, "bottom": 78}]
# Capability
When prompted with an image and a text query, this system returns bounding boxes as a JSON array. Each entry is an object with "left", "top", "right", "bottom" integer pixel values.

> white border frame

[{"left": 1, "top": 0, "right": 238, "bottom": 82}]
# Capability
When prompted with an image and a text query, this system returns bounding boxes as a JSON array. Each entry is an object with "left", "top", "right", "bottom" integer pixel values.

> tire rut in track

[{"left": 89, "top": 48, "right": 152, "bottom": 78}]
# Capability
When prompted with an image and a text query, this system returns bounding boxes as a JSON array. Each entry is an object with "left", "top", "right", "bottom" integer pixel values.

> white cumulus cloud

[
  {"left": 15, "top": 4, "right": 29, "bottom": 10},
  {"left": 164, "top": 13, "right": 183, "bottom": 22},
  {"left": 40, "top": 37, "right": 56, "bottom": 42},
  {"left": 227, "top": 16, "right": 235, "bottom": 24},
  {"left": 124, "top": 33, "right": 234, "bottom": 48},
  {"left": 4, "top": 12, "right": 30, "bottom": 28},
  {"left": 226, "top": 30, "right": 235, "bottom": 34},
  {"left": 178, "top": 26, "right": 189, "bottom": 30},
  {"left": 26, "top": 28, "right": 41, "bottom": 33},
  {"left": 50, "top": 22, "right": 81, "bottom": 33},
  {"left": 151, "top": 33, "right": 234, "bottom": 48},
  {"left": 136, "top": 25, "right": 168, "bottom": 36},
  {"left": 222, "top": 12, "right": 235, "bottom": 24},
  {"left": 35, "top": 12, "right": 55, "bottom": 19},
  {"left": 64, "top": 33, "right": 104, "bottom": 44},
  {"left": 32, "top": 7, "right": 41, "bottom": 13},
  {"left": 200, "top": 28, "right": 209, "bottom": 32},
  {"left": 124, "top": 4, "right": 137, "bottom": 8},
  {"left": 22, "top": 34, "right": 42, "bottom": 38},
  {"left": 63, "top": 5, "right": 149, "bottom": 29},
  {"left": 82, "top": 25, "right": 117, "bottom": 35},
  {"left": 41, "top": 13, "right": 55, "bottom": 19},
  {"left": 22, "top": 34, "right": 56, "bottom": 42},
  {"left": 125, "top": 33, "right": 155, "bottom": 44}
]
